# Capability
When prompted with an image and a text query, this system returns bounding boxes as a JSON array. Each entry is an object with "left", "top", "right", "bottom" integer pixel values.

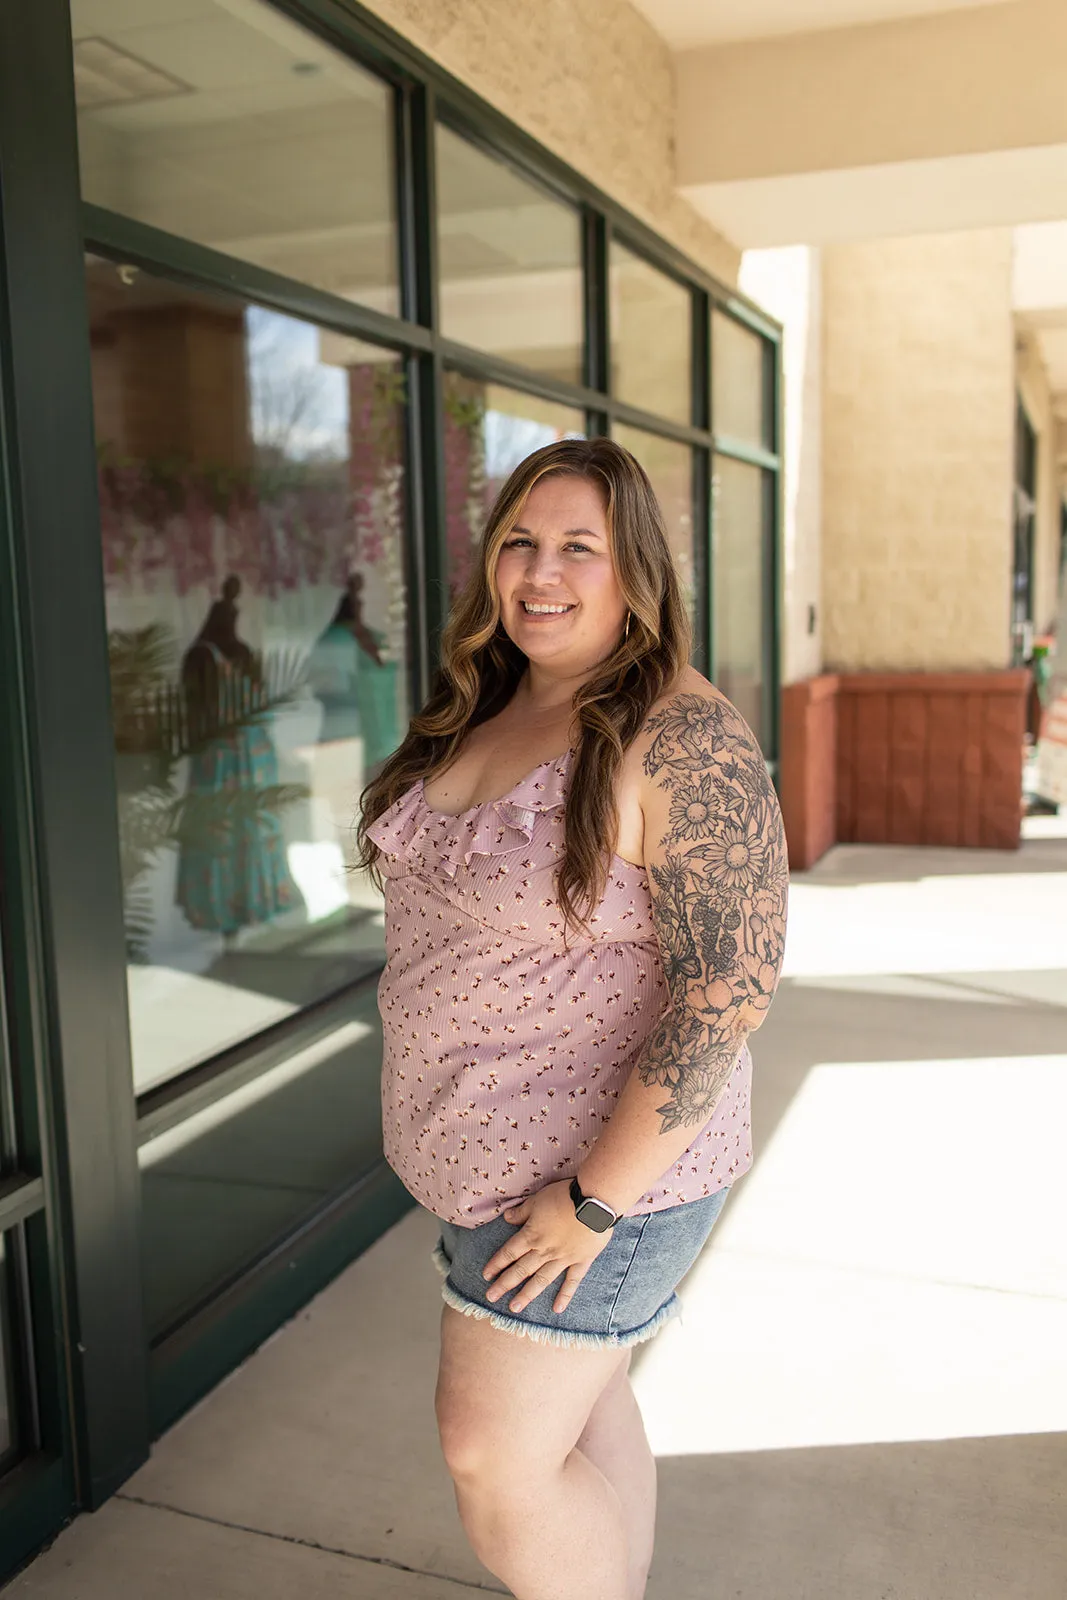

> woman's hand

[{"left": 482, "top": 1180, "right": 615, "bottom": 1315}]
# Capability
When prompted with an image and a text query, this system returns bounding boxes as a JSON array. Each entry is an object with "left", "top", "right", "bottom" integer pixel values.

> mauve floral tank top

[{"left": 367, "top": 751, "right": 752, "bottom": 1226}]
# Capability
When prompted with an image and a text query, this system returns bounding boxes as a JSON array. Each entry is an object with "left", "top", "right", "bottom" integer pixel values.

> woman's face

[{"left": 494, "top": 475, "right": 627, "bottom": 677}]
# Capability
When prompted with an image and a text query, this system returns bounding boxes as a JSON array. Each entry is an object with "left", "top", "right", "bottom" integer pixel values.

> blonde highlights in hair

[{"left": 357, "top": 437, "right": 691, "bottom": 930}]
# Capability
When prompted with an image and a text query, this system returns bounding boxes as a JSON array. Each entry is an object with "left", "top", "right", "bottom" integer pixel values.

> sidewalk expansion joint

[
  {"left": 912, "top": 972, "right": 1067, "bottom": 1012},
  {"left": 115, "top": 1492, "right": 509, "bottom": 1595},
  {"left": 711, "top": 1244, "right": 1067, "bottom": 1304}
]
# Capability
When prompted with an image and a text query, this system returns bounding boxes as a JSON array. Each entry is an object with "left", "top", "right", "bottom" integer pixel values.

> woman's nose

[{"left": 525, "top": 544, "right": 562, "bottom": 583}]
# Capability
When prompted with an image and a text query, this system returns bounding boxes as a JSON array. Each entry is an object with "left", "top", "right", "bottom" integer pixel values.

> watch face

[{"left": 576, "top": 1197, "right": 616, "bottom": 1233}]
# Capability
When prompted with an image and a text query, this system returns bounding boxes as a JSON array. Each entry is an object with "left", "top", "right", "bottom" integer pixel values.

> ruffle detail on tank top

[{"left": 366, "top": 754, "right": 570, "bottom": 880}]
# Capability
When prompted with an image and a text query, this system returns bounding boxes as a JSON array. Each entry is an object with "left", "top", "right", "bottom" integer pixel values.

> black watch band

[{"left": 569, "top": 1176, "right": 618, "bottom": 1233}]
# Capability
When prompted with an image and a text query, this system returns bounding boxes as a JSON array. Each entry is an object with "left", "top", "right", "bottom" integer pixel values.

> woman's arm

[
  {"left": 575, "top": 688, "right": 788, "bottom": 1214},
  {"left": 480, "top": 687, "right": 787, "bottom": 1315}
]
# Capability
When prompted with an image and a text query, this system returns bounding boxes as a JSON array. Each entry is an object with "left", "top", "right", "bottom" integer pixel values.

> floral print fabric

[{"left": 367, "top": 752, "right": 752, "bottom": 1225}]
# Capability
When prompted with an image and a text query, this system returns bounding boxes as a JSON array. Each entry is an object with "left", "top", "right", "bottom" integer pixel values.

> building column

[{"left": 779, "top": 230, "right": 1030, "bottom": 864}]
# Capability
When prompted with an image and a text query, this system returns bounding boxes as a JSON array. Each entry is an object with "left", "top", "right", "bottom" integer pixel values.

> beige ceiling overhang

[
  {"left": 629, "top": 0, "right": 1014, "bottom": 48},
  {"left": 655, "top": 0, "right": 1067, "bottom": 246}
]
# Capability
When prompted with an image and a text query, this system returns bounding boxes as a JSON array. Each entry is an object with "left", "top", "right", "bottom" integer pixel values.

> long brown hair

[{"left": 357, "top": 437, "right": 691, "bottom": 929}]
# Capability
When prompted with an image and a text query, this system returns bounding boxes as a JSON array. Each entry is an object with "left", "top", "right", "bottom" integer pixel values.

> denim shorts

[{"left": 431, "top": 1187, "right": 730, "bottom": 1350}]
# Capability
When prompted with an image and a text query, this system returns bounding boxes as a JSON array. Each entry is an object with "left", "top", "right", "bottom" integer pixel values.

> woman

[
  {"left": 358, "top": 439, "right": 787, "bottom": 1600},
  {"left": 178, "top": 575, "right": 299, "bottom": 943}
]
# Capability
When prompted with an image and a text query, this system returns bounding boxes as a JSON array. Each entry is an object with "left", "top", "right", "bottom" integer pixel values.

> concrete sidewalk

[{"left": 11, "top": 830, "right": 1067, "bottom": 1599}]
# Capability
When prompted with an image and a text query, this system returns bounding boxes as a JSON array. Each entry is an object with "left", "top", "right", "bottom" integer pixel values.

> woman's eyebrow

[{"left": 510, "top": 524, "right": 605, "bottom": 539}]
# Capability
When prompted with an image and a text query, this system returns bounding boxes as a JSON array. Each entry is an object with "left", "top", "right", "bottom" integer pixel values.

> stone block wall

[
  {"left": 780, "top": 674, "right": 838, "bottom": 871},
  {"left": 779, "top": 670, "right": 1029, "bottom": 868},
  {"left": 821, "top": 231, "right": 1015, "bottom": 673},
  {"left": 836, "top": 670, "right": 1029, "bottom": 850},
  {"left": 359, "top": 0, "right": 740, "bottom": 286}
]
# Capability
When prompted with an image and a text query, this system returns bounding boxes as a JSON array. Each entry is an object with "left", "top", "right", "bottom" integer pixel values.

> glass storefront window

[
  {"left": 139, "top": 987, "right": 385, "bottom": 1339},
  {"left": 87, "top": 255, "right": 408, "bottom": 1091},
  {"left": 712, "top": 309, "right": 772, "bottom": 449},
  {"left": 436, "top": 125, "right": 583, "bottom": 385},
  {"left": 609, "top": 242, "right": 691, "bottom": 425},
  {"left": 443, "top": 373, "right": 584, "bottom": 598},
  {"left": 612, "top": 425, "right": 698, "bottom": 630},
  {"left": 73, "top": 0, "right": 399, "bottom": 314},
  {"left": 713, "top": 456, "right": 769, "bottom": 744},
  {"left": 0, "top": 1235, "right": 14, "bottom": 1464}
]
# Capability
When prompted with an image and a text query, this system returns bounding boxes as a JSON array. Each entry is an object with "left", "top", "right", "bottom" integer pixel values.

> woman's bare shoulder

[
  {"left": 630, "top": 662, "right": 771, "bottom": 800},
  {"left": 615, "top": 670, "right": 769, "bottom": 863},
  {"left": 630, "top": 670, "right": 785, "bottom": 891},
  {"left": 643, "top": 667, "right": 754, "bottom": 736}
]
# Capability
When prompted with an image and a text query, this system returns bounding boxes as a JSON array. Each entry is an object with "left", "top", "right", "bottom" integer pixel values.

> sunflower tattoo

[
  {"left": 696, "top": 816, "right": 766, "bottom": 892},
  {"left": 668, "top": 776, "right": 717, "bottom": 840}
]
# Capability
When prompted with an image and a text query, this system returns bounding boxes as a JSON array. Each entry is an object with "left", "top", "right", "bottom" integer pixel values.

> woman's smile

[{"left": 518, "top": 599, "right": 577, "bottom": 618}]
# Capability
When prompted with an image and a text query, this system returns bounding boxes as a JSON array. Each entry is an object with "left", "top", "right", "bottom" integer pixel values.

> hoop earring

[{"left": 624, "top": 611, "right": 631, "bottom": 641}]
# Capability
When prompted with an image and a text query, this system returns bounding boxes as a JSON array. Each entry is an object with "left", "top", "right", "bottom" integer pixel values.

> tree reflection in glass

[{"left": 443, "top": 372, "right": 584, "bottom": 599}]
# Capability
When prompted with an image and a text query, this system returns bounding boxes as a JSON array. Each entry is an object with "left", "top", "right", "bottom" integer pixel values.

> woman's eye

[{"left": 501, "top": 536, "right": 593, "bottom": 553}]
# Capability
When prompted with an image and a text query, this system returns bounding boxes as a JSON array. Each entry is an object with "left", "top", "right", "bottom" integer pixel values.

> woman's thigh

[{"left": 435, "top": 1304, "right": 628, "bottom": 1477}]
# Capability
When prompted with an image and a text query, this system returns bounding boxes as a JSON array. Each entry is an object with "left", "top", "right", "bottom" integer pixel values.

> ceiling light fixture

[{"left": 73, "top": 37, "right": 191, "bottom": 110}]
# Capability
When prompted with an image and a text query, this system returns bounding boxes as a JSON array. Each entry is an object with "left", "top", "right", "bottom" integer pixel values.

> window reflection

[
  {"left": 73, "top": 0, "right": 399, "bottom": 314},
  {"left": 612, "top": 425, "right": 698, "bottom": 630},
  {"left": 436, "top": 125, "right": 584, "bottom": 384},
  {"left": 0, "top": 1234, "right": 12, "bottom": 1464},
  {"left": 714, "top": 456, "right": 768, "bottom": 743},
  {"left": 88, "top": 257, "right": 407, "bottom": 1090},
  {"left": 443, "top": 374, "right": 584, "bottom": 598},
  {"left": 139, "top": 992, "right": 386, "bottom": 1339},
  {"left": 712, "top": 310, "right": 771, "bottom": 449},
  {"left": 610, "top": 242, "right": 692, "bottom": 425}
]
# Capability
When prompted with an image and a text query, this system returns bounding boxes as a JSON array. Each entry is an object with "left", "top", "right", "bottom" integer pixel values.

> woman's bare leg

[
  {"left": 577, "top": 1352, "right": 657, "bottom": 1600},
  {"left": 435, "top": 1306, "right": 632, "bottom": 1600}
]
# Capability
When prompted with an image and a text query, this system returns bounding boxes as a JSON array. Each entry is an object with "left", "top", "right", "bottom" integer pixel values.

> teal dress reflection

[
  {"left": 176, "top": 587, "right": 299, "bottom": 937},
  {"left": 309, "top": 579, "right": 399, "bottom": 772}
]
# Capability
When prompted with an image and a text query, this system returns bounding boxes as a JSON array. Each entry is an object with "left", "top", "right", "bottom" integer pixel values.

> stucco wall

[
  {"left": 359, "top": 0, "right": 740, "bottom": 286},
  {"left": 821, "top": 231, "right": 1015, "bottom": 673}
]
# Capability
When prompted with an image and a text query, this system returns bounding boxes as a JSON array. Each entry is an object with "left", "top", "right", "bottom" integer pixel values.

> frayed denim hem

[
  {"left": 431, "top": 1240, "right": 680, "bottom": 1350},
  {"left": 431, "top": 1238, "right": 451, "bottom": 1278}
]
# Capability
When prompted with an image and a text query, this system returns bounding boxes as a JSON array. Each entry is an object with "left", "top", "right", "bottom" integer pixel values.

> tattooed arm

[{"left": 575, "top": 686, "right": 788, "bottom": 1212}]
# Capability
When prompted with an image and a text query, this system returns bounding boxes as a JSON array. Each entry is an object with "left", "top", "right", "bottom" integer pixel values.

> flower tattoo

[
  {"left": 696, "top": 816, "right": 766, "bottom": 892},
  {"left": 668, "top": 776, "right": 717, "bottom": 840},
  {"left": 637, "top": 690, "right": 788, "bottom": 1133}
]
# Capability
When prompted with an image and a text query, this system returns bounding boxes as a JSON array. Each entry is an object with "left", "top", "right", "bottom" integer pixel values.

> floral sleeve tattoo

[{"left": 639, "top": 693, "right": 788, "bottom": 1133}]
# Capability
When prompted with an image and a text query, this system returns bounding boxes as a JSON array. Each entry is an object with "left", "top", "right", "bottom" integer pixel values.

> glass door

[
  {"left": 70, "top": 0, "right": 418, "bottom": 1427},
  {"left": 0, "top": 364, "right": 76, "bottom": 1583},
  {"left": 83, "top": 253, "right": 411, "bottom": 1353},
  {"left": 0, "top": 892, "right": 73, "bottom": 1578}
]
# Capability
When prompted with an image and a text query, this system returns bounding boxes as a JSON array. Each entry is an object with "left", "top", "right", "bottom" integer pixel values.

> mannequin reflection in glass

[
  {"left": 308, "top": 570, "right": 400, "bottom": 774},
  {"left": 177, "top": 575, "right": 300, "bottom": 950}
]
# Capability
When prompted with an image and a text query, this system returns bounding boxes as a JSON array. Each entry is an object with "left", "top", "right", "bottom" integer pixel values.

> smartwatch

[{"left": 569, "top": 1176, "right": 619, "bottom": 1233}]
